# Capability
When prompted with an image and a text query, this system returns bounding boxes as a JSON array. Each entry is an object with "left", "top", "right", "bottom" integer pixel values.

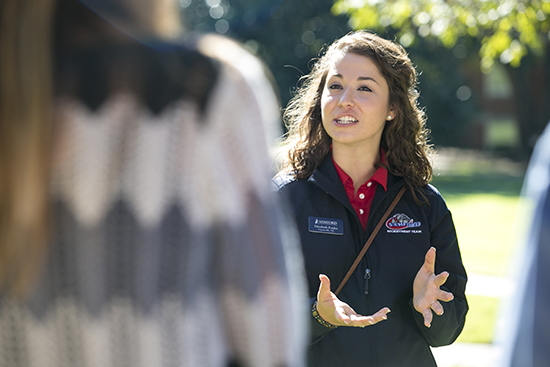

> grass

[
  {"left": 441, "top": 193, "right": 521, "bottom": 276},
  {"left": 455, "top": 295, "right": 500, "bottom": 344},
  {"left": 431, "top": 189, "right": 518, "bottom": 344},
  {"left": 430, "top": 148, "right": 527, "bottom": 345},
  {"left": 431, "top": 153, "right": 526, "bottom": 277}
]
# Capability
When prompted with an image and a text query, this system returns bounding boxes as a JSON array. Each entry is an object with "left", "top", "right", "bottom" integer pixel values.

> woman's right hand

[{"left": 316, "top": 274, "right": 390, "bottom": 327}]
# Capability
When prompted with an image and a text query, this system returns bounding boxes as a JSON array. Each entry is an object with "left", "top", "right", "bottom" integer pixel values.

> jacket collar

[
  {"left": 309, "top": 154, "right": 403, "bottom": 187},
  {"left": 308, "top": 154, "right": 350, "bottom": 207},
  {"left": 308, "top": 154, "right": 405, "bottom": 206}
]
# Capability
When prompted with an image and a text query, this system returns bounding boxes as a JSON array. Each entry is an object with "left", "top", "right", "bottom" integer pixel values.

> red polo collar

[
  {"left": 331, "top": 150, "right": 388, "bottom": 230},
  {"left": 332, "top": 150, "right": 388, "bottom": 191}
]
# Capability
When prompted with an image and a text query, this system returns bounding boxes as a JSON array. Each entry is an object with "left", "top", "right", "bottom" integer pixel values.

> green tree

[
  {"left": 333, "top": 0, "right": 550, "bottom": 155},
  {"left": 179, "top": 0, "right": 475, "bottom": 146},
  {"left": 179, "top": 0, "right": 351, "bottom": 106}
]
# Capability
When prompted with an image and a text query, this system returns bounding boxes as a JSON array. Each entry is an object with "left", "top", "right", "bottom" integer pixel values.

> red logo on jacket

[{"left": 386, "top": 213, "right": 421, "bottom": 230}]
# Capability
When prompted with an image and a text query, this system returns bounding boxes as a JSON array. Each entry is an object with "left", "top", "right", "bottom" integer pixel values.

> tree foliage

[
  {"left": 178, "top": 0, "right": 549, "bottom": 152},
  {"left": 179, "top": 0, "right": 351, "bottom": 105},
  {"left": 333, "top": 0, "right": 550, "bottom": 73},
  {"left": 178, "top": 0, "right": 477, "bottom": 147},
  {"left": 334, "top": 0, "right": 550, "bottom": 155}
]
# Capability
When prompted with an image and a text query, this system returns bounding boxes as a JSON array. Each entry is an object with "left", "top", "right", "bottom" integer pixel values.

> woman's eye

[
  {"left": 328, "top": 83, "right": 342, "bottom": 90},
  {"left": 359, "top": 86, "right": 372, "bottom": 92}
]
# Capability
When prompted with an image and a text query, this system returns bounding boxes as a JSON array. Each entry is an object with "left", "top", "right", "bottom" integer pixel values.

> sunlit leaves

[{"left": 333, "top": 0, "right": 550, "bottom": 71}]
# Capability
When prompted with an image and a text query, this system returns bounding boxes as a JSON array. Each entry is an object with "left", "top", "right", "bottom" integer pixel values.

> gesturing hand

[
  {"left": 316, "top": 274, "right": 390, "bottom": 328},
  {"left": 413, "top": 247, "right": 454, "bottom": 328}
]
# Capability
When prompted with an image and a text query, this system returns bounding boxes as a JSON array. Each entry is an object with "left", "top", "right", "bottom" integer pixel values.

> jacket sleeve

[
  {"left": 307, "top": 297, "right": 339, "bottom": 343},
  {"left": 411, "top": 194, "right": 468, "bottom": 347}
]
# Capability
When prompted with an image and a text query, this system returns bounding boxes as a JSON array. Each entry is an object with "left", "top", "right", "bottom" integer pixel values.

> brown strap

[{"left": 334, "top": 186, "right": 406, "bottom": 296}]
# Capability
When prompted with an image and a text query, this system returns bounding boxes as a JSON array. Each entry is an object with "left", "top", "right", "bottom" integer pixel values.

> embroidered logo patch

[
  {"left": 308, "top": 216, "right": 344, "bottom": 235},
  {"left": 386, "top": 213, "right": 422, "bottom": 233}
]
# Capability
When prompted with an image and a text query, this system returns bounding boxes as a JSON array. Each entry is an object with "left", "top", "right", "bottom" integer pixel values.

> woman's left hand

[{"left": 413, "top": 247, "right": 454, "bottom": 328}]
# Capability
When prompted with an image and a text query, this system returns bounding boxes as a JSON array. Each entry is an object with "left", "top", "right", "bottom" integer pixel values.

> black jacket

[{"left": 274, "top": 155, "right": 468, "bottom": 367}]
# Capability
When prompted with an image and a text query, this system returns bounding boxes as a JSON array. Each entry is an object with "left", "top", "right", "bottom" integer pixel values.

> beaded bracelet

[{"left": 311, "top": 301, "right": 338, "bottom": 329}]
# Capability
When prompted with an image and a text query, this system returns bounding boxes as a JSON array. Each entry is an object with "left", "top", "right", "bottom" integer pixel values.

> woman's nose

[{"left": 338, "top": 88, "right": 355, "bottom": 108}]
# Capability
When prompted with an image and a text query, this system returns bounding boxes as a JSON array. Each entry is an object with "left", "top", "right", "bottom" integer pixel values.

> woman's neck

[{"left": 332, "top": 142, "right": 381, "bottom": 193}]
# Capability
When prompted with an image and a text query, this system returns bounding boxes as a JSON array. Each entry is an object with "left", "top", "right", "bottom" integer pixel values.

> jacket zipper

[
  {"left": 364, "top": 268, "right": 371, "bottom": 295},
  {"left": 360, "top": 186, "right": 403, "bottom": 298}
]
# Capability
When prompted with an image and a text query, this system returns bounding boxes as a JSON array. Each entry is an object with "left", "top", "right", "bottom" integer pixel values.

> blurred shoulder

[
  {"left": 196, "top": 34, "right": 281, "bottom": 138},
  {"left": 197, "top": 34, "right": 273, "bottom": 85},
  {"left": 272, "top": 173, "right": 314, "bottom": 200},
  {"left": 272, "top": 173, "right": 298, "bottom": 192}
]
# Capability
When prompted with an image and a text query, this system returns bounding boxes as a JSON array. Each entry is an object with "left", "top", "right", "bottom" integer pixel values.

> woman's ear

[
  {"left": 386, "top": 107, "right": 397, "bottom": 121},
  {"left": 386, "top": 111, "right": 394, "bottom": 121}
]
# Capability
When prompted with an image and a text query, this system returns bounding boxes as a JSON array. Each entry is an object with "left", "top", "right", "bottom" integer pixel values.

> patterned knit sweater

[{"left": 0, "top": 35, "right": 306, "bottom": 367}]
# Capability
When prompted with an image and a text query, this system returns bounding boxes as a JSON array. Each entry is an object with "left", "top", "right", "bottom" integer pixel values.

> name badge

[{"left": 308, "top": 216, "right": 344, "bottom": 235}]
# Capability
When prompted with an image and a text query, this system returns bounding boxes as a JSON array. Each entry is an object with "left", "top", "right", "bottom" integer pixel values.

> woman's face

[{"left": 320, "top": 51, "right": 393, "bottom": 151}]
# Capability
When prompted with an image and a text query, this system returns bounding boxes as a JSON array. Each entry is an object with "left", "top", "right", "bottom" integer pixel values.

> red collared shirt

[{"left": 332, "top": 152, "right": 388, "bottom": 231}]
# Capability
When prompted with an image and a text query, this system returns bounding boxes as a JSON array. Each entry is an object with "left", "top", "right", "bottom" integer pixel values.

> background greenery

[
  {"left": 333, "top": 0, "right": 550, "bottom": 157},
  {"left": 179, "top": 0, "right": 484, "bottom": 148},
  {"left": 179, "top": 0, "right": 550, "bottom": 157},
  {"left": 431, "top": 149, "right": 526, "bottom": 345}
]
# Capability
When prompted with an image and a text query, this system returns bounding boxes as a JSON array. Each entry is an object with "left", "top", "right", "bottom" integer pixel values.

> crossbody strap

[{"left": 334, "top": 186, "right": 406, "bottom": 296}]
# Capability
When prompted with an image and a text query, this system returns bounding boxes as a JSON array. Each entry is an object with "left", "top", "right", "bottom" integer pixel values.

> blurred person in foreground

[
  {"left": 501, "top": 122, "right": 550, "bottom": 367},
  {"left": 274, "top": 31, "right": 468, "bottom": 367},
  {"left": 0, "top": 0, "right": 306, "bottom": 366}
]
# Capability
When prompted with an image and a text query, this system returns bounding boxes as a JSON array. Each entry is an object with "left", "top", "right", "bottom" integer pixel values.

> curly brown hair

[{"left": 278, "top": 31, "right": 433, "bottom": 201}]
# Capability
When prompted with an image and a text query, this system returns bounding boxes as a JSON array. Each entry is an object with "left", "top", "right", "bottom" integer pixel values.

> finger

[
  {"left": 423, "top": 247, "right": 436, "bottom": 274},
  {"left": 430, "top": 301, "right": 444, "bottom": 316},
  {"left": 437, "top": 289, "right": 454, "bottom": 303},
  {"left": 352, "top": 314, "right": 386, "bottom": 327},
  {"left": 317, "top": 274, "right": 332, "bottom": 301},
  {"left": 319, "top": 274, "right": 331, "bottom": 288},
  {"left": 335, "top": 305, "right": 354, "bottom": 325},
  {"left": 434, "top": 271, "right": 449, "bottom": 287},
  {"left": 348, "top": 314, "right": 363, "bottom": 326},
  {"left": 373, "top": 307, "right": 391, "bottom": 322},
  {"left": 352, "top": 308, "right": 391, "bottom": 328},
  {"left": 337, "top": 313, "right": 351, "bottom": 325},
  {"left": 422, "top": 308, "right": 433, "bottom": 328}
]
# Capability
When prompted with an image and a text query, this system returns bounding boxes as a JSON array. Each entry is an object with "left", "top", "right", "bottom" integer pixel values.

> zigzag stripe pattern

[{"left": 0, "top": 45, "right": 306, "bottom": 367}]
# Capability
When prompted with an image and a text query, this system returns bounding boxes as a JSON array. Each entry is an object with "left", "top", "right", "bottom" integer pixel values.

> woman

[
  {"left": 0, "top": 0, "right": 306, "bottom": 366},
  {"left": 274, "top": 31, "right": 468, "bottom": 367}
]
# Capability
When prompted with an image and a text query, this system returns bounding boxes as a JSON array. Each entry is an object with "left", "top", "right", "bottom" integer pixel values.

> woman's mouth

[{"left": 335, "top": 116, "right": 358, "bottom": 125}]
